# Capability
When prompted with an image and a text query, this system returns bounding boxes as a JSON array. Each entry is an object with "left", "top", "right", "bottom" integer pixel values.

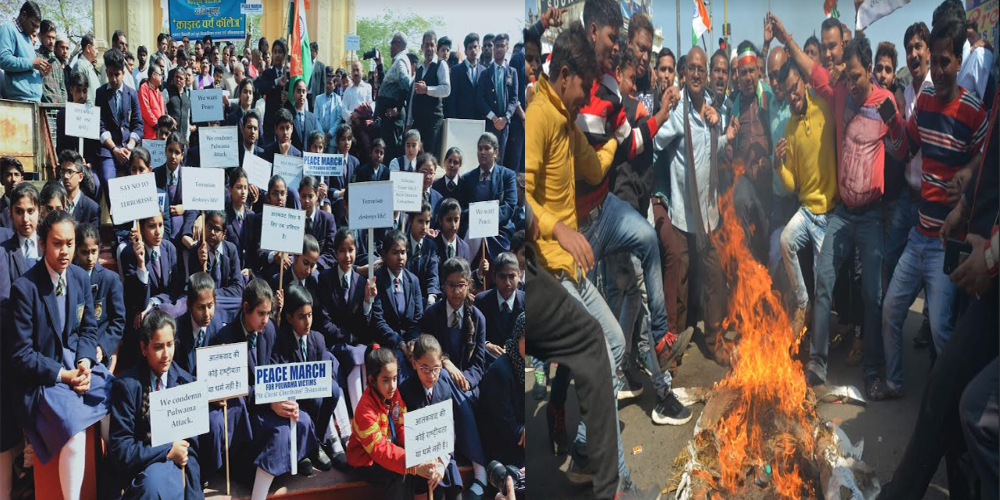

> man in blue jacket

[{"left": 0, "top": 1, "right": 47, "bottom": 102}]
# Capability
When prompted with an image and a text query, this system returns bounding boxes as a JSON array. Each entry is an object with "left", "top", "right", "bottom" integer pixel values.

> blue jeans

[
  {"left": 581, "top": 193, "right": 669, "bottom": 342},
  {"left": 881, "top": 228, "right": 958, "bottom": 390},
  {"left": 781, "top": 207, "right": 828, "bottom": 310},
  {"left": 884, "top": 190, "right": 920, "bottom": 286},
  {"left": 808, "top": 202, "right": 884, "bottom": 382},
  {"left": 558, "top": 275, "right": 630, "bottom": 484}
]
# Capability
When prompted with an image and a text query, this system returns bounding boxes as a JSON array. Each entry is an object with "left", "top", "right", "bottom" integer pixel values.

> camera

[
  {"left": 363, "top": 48, "right": 381, "bottom": 60},
  {"left": 487, "top": 460, "right": 525, "bottom": 500}
]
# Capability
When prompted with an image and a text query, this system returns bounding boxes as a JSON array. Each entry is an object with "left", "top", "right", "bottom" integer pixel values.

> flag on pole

[
  {"left": 824, "top": 0, "right": 841, "bottom": 19},
  {"left": 287, "top": 0, "right": 312, "bottom": 102},
  {"left": 692, "top": 0, "right": 711, "bottom": 47}
]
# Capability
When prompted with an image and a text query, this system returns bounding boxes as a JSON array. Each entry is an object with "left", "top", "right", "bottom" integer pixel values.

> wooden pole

[
  {"left": 78, "top": 136, "right": 83, "bottom": 156},
  {"left": 368, "top": 228, "right": 375, "bottom": 282},
  {"left": 224, "top": 404, "right": 230, "bottom": 495},
  {"left": 202, "top": 211, "right": 207, "bottom": 273},
  {"left": 482, "top": 243, "right": 488, "bottom": 289},
  {"left": 289, "top": 398, "right": 297, "bottom": 475},
  {"left": 182, "top": 463, "right": 186, "bottom": 490},
  {"left": 277, "top": 255, "right": 285, "bottom": 327}
]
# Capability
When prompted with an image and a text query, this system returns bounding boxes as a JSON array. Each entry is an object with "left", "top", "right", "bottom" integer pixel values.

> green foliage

[
  {"left": 357, "top": 9, "right": 442, "bottom": 62},
  {"left": 0, "top": 0, "right": 93, "bottom": 52}
]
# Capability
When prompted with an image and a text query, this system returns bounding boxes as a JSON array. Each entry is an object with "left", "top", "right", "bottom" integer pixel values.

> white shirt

[
  {"left": 341, "top": 80, "right": 373, "bottom": 122},
  {"left": 477, "top": 164, "right": 495, "bottom": 182},
  {"left": 389, "top": 156, "right": 418, "bottom": 172},
  {"left": 497, "top": 289, "right": 516, "bottom": 312},
  {"left": 149, "top": 369, "right": 168, "bottom": 391},
  {"left": 45, "top": 260, "right": 67, "bottom": 335},
  {"left": 445, "top": 302, "right": 464, "bottom": 328},
  {"left": 958, "top": 42, "right": 994, "bottom": 101},
  {"left": 68, "top": 190, "right": 82, "bottom": 214},
  {"left": 903, "top": 70, "right": 935, "bottom": 192},
  {"left": 18, "top": 233, "right": 39, "bottom": 261},
  {"left": 123, "top": 70, "right": 136, "bottom": 90},
  {"left": 191, "top": 317, "right": 207, "bottom": 346}
]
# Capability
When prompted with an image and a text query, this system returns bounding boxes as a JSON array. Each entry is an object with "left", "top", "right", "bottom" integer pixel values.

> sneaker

[
  {"left": 656, "top": 326, "right": 694, "bottom": 370},
  {"left": 566, "top": 457, "right": 594, "bottom": 484},
  {"left": 652, "top": 393, "right": 693, "bottom": 425},
  {"left": 532, "top": 369, "right": 547, "bottom": 400},
  {"left": 617, "top": 370, "right": 644, "bottom": 400}
]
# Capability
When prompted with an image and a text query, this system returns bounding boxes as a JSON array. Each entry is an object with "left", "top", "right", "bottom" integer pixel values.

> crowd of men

[
  {"left": 0, "top": 1, "right": 527, "bottom": 499},
  {"left": 525, "top": 0, "right": 998, "bottom": 498}
]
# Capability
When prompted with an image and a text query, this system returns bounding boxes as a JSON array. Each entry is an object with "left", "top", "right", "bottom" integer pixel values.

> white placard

[
  {"left": 390, "top": 171, "right": 424, "bottom": 213},
  {"left": 149, "top": 380, "right": 210, "bottom": 447},
  {"left": 260, "top": 205, "right": 306, "bottom": 254},
  {"left": 242, "top": 153, "right": 273, "bottom": 190},
  {"left": 181, "top": 167, "right": 225, "bottom": 211},
  {"left": 240, "top": 2, "right": 263, "bottom": 15},
  {"left": 468, "top": 200, "right": 500, "bottom": 239},
  {"left": 302, "top": 153, "right": 343, "bottom": 177},
  {"left": 191, "top": 89, "right": 225, "bottom": 123},
  {"left": 404, "top": 400, "right": 454, "bottom": 468},
  {"left": 108, "top": 173, "right": 161, "bottom": 225},
  {"left": 64, "top": 102, "right": 100, "bottom": 140},
  {"left": 345, "top": 34, "right": 361, "bottom": 51},
  {"left": 254, "top": 361, "right": 334, "bottom": 404},
  {"left": 196, "top": 342, "right": 249, "bottom": 401},
  {"left": 348, "top": 181, "right": 394, "bottom": 230},
  {"left": 272, "top": 154, "right": 304, "bottom": 190},
  {"left": 442, "top": 118, "right": 486, "bottom": 177},
  {"left": 198, "top": 126, "right": 239, "bottom": 168},
  {"left": 144, "top": 139, "right": 166, "bottom": 168}
]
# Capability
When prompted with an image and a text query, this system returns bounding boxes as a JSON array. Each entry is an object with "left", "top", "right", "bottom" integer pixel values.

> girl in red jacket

[{"left": 347, "top": 344, "right": 444, "bottom": 498}]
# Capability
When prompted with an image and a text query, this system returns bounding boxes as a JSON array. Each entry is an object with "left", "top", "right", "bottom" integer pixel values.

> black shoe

[
  {"left": 313, "top": 446, "right": 333, "bottom": 471},
  {"left": 331, "top": 450, "right": 349, "bottom": 471},
  {"left": 652, "top": 392, "right": 693, "bottom": 425},
  {"left": 298, "top": 457, "right": 314, "bottom": 476},
  {"left": 465, "top": 480, "right": 488, "bottom": 500}
]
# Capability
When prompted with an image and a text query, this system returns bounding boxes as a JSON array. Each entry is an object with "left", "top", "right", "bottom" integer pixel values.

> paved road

[{"left": 527, "top": 299, "right": 950, "bottom": 499}]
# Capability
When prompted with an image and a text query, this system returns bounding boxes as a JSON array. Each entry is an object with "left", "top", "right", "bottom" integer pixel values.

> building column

[{"left": 93, "top": 0, "right": 162, "bottom": 53}]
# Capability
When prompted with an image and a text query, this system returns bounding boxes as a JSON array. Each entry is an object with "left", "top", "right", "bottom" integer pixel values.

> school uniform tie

[
  {"left": 55, "top": 274, "right": 67, "bottom": 334},
  {"left": 393, "top": 278, "right": 405, "bottom": 316},
  {"left": 248, "top": 331, "right": 258, "bottom": 350},
  {"left": 450, "top": 309, "right": 461, "bottom": 329},
  {"left": 414, "top": 241, "right": 422, "bottom": 265},
  {"left": 446, "top": 243, "right": 454, "bottom": 260},
  {"left": 234, "top": 213, "right": 243, "bottom": 235},
  {"left": 447, "top": 179, "right": 457, "bottom": 192},
  {"left": 427, "top": 389, "right": 433, "bottom": 405},
  {"left": 197, "top": 327, "right": 206, "bottom": 348},
  {"left": 23, "top": 239, "right": 37, "bottom": 267},
  {"left": 67, "top": 199, "right": 75, "bottom": 215},
  {"left": 501, "top": 301, "right": 511, "bottom": 334},
  {"left": 300, "top": 337, "right": 308, "bottom": 361},
  {"left": 150, "top": 248, "right": 162, "bottom": 283},
  {"left": 156, "top": 378, "right": 162, "bottom": 392},
  {"left": 495, "top": 64, "right": 505, "bottom": 112},
  {"left": 305, "top": 215, "right": 313, "bottom": 235},
  {"left": 114, "top": 89, "right": 122, "bottom": 123},
  {"left": 342, "top": 274, "right": 350, "bottom": 302}
]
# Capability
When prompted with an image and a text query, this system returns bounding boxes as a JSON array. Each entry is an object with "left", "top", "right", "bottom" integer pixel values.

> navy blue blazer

[
  {"left": 154, "top": 166, "right": 200, "bottom": 242},
  {"left": 305, "top": 208, "right": 338, "bottom": 271},
  {"left": 272, "top": 328, "right": 329, "bottom": 365},
  {"left": 284, "top": 104, "right": 320, "bottom": 153},
  {"left": 398, "top": 372, "right": 464, "bottom": 490},
  {"left": 120, "top": 239, "right": 185, "bottom": 318},
  {"left": 107, "top": 364, "right": 202, "bottom": 497},
  {"left": 475, "top": 63, "right": 519, "bottom": 121},
  {"left": 0, "top": 226, "right": 10, "bottom": 244},
  {"left": 10, "top": 263, "right": 98, "bottom": 388},
  {"left": 372, "top": 267, "right": 423, "bottom": 346},
  {"left": 1, "top": 234, "right": 32, "bottom": 284},
  {"left": 353, "top": 162, "right": 390, "bottom": 183},
  {"left": 447, "top": 61, "right": 485, "bottom": 120},
  {"left": 70, "top": 193, "right": 101, "bottom": 228},
  {"left": 172, "top": 311, "right": 226, "bottom": 376},
  {"left": 426, "top": 188, "right": 444, "bottom": 224},
  {"left": 406, "top": 236, "right": 440, "bottom": 306},
  {"left": 477, "top": 354, "right": 524, "bottom": 468},
  {"left": 475, "top": 288, "right": 524, "bottom": 348},
  {"left": 433, "top": 233, "right": 472, "bottom": 277},
  {"left": 96, "top": 83, "right": 143, "bottom": 158},
  {"left": 188, "top": 240, "right": 245, "bottom": 321},
  {"left": 316, "top": 267, "right": 373, "bottom": 348},
  {"left": 253, "top": 143, "right": 302, "bottom": 213},
  {"left": 419, "top": 301, "right": 487, "bottom": 390},
  {"left": 88, "top": 262, "right": 126, "bottom": 365},
  {"left": 236, "top": 144, "right": 266, "bottom": 173},
  {"left": 458, "top": 164, "right": 518, "bottom": 239},
  {"left": 431, "top": 175, "right": 462, "bottom": 201},
  {"left": 269, "top": 268, "right": 320, "bottom": 304},
  {"left": 213, "top": 313, "right": 276, "bottom": 408},
  {"left": 113, "top": 188, "right": 172, "bottom": 248},
  {"left": 225, "top": 205, "right": 255, "bottom": 272}
]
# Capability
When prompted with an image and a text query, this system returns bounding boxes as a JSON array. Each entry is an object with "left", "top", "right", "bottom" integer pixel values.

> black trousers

[
  {"left": 526, "top": 249, "right": 618, "bottom": 500},
  {"left": 358, "top": 463, "right": 416, "bottom": 500},
  {"left": 879, "top": 282, "right": 999, "bottom": 499}
]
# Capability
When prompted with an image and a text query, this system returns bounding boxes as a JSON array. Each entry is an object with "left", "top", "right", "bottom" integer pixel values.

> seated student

[
  {"left": 250, "top": 175, "right": 296, "bottom": 278},
  {"left": 10, "top": 210, "right": 113, "bottom": 499},
  {"left": 458, "top": 133, "right": 518, "bottom": 261},
  {"left": 415, "top": 153, "right": 444, "bottom": 225},
  {"left": 59, "top": 150, "right": 100, "bottom": 228},
  {"left": 373, "top": 230, "right": 424, "bottom": 373},
  {"left": 154, "top": 132, "right": 199, "bottom": 247},
  {"left": 2, "top": 183, "right": 41, "bottom": 283},
  {"left": 153, "top": 114, "right": 177, "bottom": 140},
  {"left": 434, "top": 198, "right": 473, "bottom": 278},
  {"left": 236, "top": 109, "right": 266, "bottom": 177},
  {"left": 353, "top": 138, "right": 389, "bottom": 182},
  {"left": 190, "top": 210, "right": 245, "bottom": 323},
  {"left": 56, "top": 72, "right": 100, "bottom": 191},
  {"left": 120, "top": 212, "right": 186, "bottom": 370},
  {"left": 406, "top": 201, "right": 441, "bottom": 308},
  {"left": 419, "top": 257, "right": 486, "bottom": 397},
  {"left": 255, "top": 108, "right": 302, "bottom": 213},
  {"left": 76, "top": 223, "right": 125, "bottom": 371},
  {"left": 476, "top": 313, "right": 525, "bottom": 469},
  {"left": 299, "top": 176, "right": 338, "bottom": 270},
  {"left": 432, "top": 147, "right": 463, "bottom": 200},
  {"left": 400, "top": 335, "right": 491, "bottom": 500},
  {"left": 347, "top": 345, "right": 444, "bottom": 499},
  {"left": 389, "top": 129, "right": 422, "bottom": 173},
  {"left": 39, "top": 181, "right": 68, "bottom": 219},
  {"left": 0, "top": 156, "right": 26, "bottom": 230},
  {"left": 317, "top": 227, "right": 379, "bottom": 409},
  {"left": 304, "top": 130, "right": 333, "bottom": 214},
  {"left": 328, "top": 124, "right": 360, "bottom": 226},
  {"left": 274, "top": 285, "right": 349, "bottom": 471},
  {"left": 0, "top": 238, "right": 15, "bottom": 498},
  {"left": 271, "top": 234, "right": 321, "bottom": 309},
  {"left": 106, "top": 310, "right": 203, "bottom": 499},
  {"left": 226, "top": 167, "right": 257, "bottom": 278},
  {"left": 113, "top": 146, "right": 172, "bottom": 251},
  {"left": 475, "top": 252, "right": 524, "bottom": 366}
]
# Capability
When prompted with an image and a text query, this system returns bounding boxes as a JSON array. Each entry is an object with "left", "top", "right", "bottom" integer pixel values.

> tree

[
  {"left": 357, "top": 9, "right": 442, "bottom": 65},
  {"left": 0, "top": 0, "right": 93, "bottom": 53}
]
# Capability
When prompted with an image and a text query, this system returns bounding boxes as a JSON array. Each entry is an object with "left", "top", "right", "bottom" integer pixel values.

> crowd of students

[
  {"left": 0, "top": 1, "right": 527, "bottom": 499},
  {"left": 525, "top": 0, "right": 998, "bottom": 498}
]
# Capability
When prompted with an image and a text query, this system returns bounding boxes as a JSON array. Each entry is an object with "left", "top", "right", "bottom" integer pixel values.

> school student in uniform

[
  {"left": 476, "top": 313, "right": 525, "bottom": 469},
  {"left": 190, "top": 210, "right": 245, "bottom": 323},
  {"left": 226, "top": 167, "right": 257, "bottom": 279},
  {"left": 434, "top": 198, "right": 473, "bottom": 276},
  {"left": 347, "top": 345, "right": 445, "bottom": 499},
  {"left": 113, "top": 146, "right": 172, "bottom": 251},
  {"left": 119, "top": 211, "right": 186, "bottom": 371},
  {"left": 10, "top": 210, "right": 113, "bottom": 500},
  {"left": 2, "top": 183, "right": 41, "bottom": 284},
  {"left": 419, "top": 257, "right": 486, "bottom": 397},
  {"left": 271, "top": 234, "right": 321, "bottom": 305},
  {"left": 96, "top": 49, "right": 143, "bottom": 208},
  {"left": 275, "top": 285, "right": 349, "bottom": 471},
  {"left": 59, "top": 150, "right": 100, "bottom": 228},
  {"left": 327, "top": 124, "right": 360, "bottom": 226},
  {"left": 39, "top": 181, "right": 68, "bottom": 220},
  {"left": 431, "top": 147, "right": 463, "bottom": 200},
  {"left": 475, "top": 252, "right": 523, "bottom": 366},
  {"left": 0, "top": 239, "right": 16, "bottom": 500},
  {"left": 56, "top": 72, "right": 99, "bottom": 182},
  {"left": 257, "top": 108, "right": 302, "bottom": 213},
  {"left": 458, "top": 132, "right": 518, "bottom": 260},
  {"left": 373, "top": 230, "right": 424, "bottom": 375},
  {"left": 316, "top": 227, "right": 379, "bottom": 410},
  {"left": 406, "top": 201, "right": 441, "bottom": 308},
  {"left": 75, "top": 223, "right": 125, "bottom": 371},
  {"left": 299, "top": 176, "right": 338, "bottom": 271},
  {"left": 354, "top": 138, "right": 389, "bottom": 182},
  {"left": 416, "top": 153, "right": 444, "bottom": 223},
  {"left": 106, "top": 310, "right": 203, "bottom": 499},
  {"left": 388, "top": 129, "right": 422, "bottom": 173},
  {"left": 154, "top": 132, "right": 199, "bottom": 247},
  {"left": 249, "top": 174, "right": 297, "bottom": 278}
]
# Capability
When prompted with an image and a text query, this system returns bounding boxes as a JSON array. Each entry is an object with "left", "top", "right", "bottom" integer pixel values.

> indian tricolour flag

[
  {"left": 287, "top": 0, "right": 312, "bottom": 102},
  {"left": 692, "top": 0, "right": 711, "bottom": 47}
]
